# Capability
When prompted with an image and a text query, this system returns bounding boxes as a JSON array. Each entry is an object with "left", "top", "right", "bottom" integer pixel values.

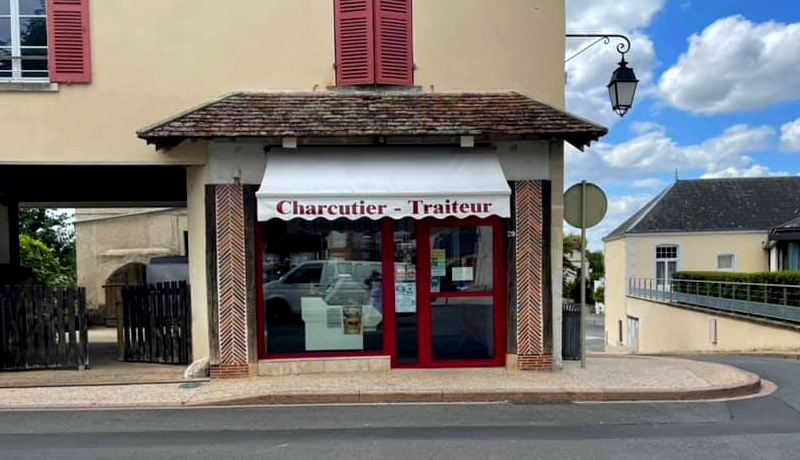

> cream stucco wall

[
  {"left": 414, "top": 0, "right": 565, "bottom": 107},
  {"left": 0, "top": 0, "right": 565, "bottom": 166},
  {"left": 626, "top": 297, "right": 800, "bottom": 353},
  {"left": 603, "top": 238, "right": 626, "bottom": 348},
  {"left": 186, "top": 166, "right": 209, "bottom": 361},
  {"left": 549, "top": 140, "right": 565, "bottom": 368},
  {"left": 627, "top": 232, "right": 769, "bottom": 279},
  {"left": 75, "top": 208, "right": 188, "bottom": 311},
  {"left": 605, "top": 232, "right": 774, "bottom": 351}
]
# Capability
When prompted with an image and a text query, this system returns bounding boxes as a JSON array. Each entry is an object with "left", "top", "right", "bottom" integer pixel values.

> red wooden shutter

[
  {"left": 374, "top": 0, "right": 413, "bottom": 86},
  {"left": 334, "top": 0, "right": 375, "bottom": 85},
  {"left": 47, "top": 0, "right": 92, "bottom": 83}
]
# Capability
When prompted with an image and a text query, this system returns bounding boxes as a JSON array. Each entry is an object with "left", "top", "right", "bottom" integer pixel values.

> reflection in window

[
  {"left": 261, "top": 218, "right": 383, "bottom": 355},
  {"left": 393, "top": 218, "right": 417, "bottom": 364},
  {"left": 430, "top": 226, "right": 493, "bottom": 293},
  {"left": 0, "top": 0, "right": 48, "bottom": 81}
]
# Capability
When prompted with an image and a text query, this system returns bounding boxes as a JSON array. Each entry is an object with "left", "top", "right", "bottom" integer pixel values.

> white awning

[{"left": 256, "top": 149, "right": 511, "bottom": 221}]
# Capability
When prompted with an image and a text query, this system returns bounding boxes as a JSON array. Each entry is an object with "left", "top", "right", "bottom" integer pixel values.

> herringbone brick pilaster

[
  {"left": 515, "top": 181, "right": 549, "bottom": 370},
  {"left": 215, "top": 184, "right": 249, "bottom": 374}
]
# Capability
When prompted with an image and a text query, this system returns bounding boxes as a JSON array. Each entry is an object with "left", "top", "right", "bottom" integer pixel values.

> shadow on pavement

[{"left": 0, "top": 327, "right": 187, "bottom": 388}]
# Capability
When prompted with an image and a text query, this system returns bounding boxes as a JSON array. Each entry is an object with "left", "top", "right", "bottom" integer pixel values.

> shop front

[
  {"left": 256, "top": 150, "right": 509, "bottom": 367},
  {"left": 136, "top": 91, "right": 608, "bottom": 377}
]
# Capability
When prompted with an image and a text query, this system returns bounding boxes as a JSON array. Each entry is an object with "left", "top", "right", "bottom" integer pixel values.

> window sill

[{"left": 0, "top": 82, "right": 59, "bottom": 92}]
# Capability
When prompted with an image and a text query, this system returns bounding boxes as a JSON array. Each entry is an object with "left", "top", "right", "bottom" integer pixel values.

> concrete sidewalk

[{"left": 0, "top": 355, "right": 761, "bottom": 410}]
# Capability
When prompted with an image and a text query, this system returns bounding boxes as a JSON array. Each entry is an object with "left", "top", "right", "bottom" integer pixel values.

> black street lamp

[{"left": 566, "top": 34, "right": 640, "bottom": 117}]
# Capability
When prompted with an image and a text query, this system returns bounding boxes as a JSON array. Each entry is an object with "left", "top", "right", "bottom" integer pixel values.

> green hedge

[
  {"left": 673, "top": 271, "right": 800, "bottom": 285},
  {"left": 672, "top": 271, "right": 800, "bottom": 306}
]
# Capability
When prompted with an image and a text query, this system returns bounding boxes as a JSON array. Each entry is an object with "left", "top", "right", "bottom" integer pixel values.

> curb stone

[{"left": 185, "top": 371, "right": 761, "bottom": 407}]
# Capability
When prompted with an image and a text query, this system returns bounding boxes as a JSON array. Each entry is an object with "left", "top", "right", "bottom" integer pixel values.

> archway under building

[
  {"left": 0, "top": 165, "right": 194, "bottom": 385},
  {"left": 101, "top": 262, "right": 147, "bottom": 327}
]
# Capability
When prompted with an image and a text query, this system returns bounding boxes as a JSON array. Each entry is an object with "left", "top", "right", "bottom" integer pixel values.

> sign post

[{"left": 564, "top": 181, "right": 607, "bottom": 369}]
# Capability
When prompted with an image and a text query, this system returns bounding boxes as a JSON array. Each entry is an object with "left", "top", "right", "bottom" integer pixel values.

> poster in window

[
  {"left": 452, "top": 266, "right": 474, "bottom": 282},
  {"left": 394, "top": 282, "right": 416, "bottom": 313},
  {"left": 431, "top": 249, "right": 446, "bottom": 276}
]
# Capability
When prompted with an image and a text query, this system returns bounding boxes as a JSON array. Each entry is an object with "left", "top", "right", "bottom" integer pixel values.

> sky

[{"left": 564, "top": 0, "right": 800, "bottom": 250}]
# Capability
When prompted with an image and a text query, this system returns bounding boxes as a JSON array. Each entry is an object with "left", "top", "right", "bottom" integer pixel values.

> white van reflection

[{"left": 262, "top": 260, "right": 384, "bottom": 328}]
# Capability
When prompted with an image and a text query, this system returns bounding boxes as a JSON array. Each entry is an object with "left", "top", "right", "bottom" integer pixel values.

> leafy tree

[
  {"left": 19, "top": 235, "right": 71, "bottom": 287},
  {"left": 586, "top": 249, "right": 604, "bottom": 282},
  {"left": 18, "top": 208, "right": 75, "bottom": 284},
  {"left": 564, "top": 268, "right": 594, "bottom": 304},
  {"left": 593, "top": 285, "right": 605, "bottom": 303}
]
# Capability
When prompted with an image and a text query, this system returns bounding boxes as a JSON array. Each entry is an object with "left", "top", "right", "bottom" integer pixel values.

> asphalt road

[{"left": 0, "top": 355, "right": 797, "bottom": 460}]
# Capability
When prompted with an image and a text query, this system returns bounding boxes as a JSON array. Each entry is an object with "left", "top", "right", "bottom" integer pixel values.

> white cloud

[
  {"left": 565, "top": 0, "right": 664, "bottom": 127},
  {"left": 565, "top": 121, "right": 791, "bottom": 248},
  {"left": 565, "top": 122, "right": 776, "bottom": 191},
  {"left": 780, "top": 117, "right": 800, "bottom": 151},
  {"left": 658, "top": 15, "right": 800, "bottom": 114},
  {"left": 566, "top": 194, "right": 654, "bottom": 250},
  {"left": 633, "top": 178, "right": 667, "bottom": 188},
  {"left": 567, "top": 0, "right": 665, "bottom": 33},
  {"left": 700, "top": 165, "right": 789, "bottom": 179},
  {"left": 600, "top": 123, "right": 774, "bottom": 175}
]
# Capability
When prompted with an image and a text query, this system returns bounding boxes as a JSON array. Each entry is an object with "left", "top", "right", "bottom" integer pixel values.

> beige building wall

[
  {"left": 0, "top": 0, "right": 565, "bottom": 166},
  {"left": 186, "top": 166, "right": 209, "bottom": 360},
  {"left": 548, "top": 141, "right": 565, "bottom": 368},
  {"left": 605, "top": 232, "right": 775, "bottom": 351},
  {"left": 75, "top": 208, "right": 188, "bottom": 312},
  {"left": 3, "top": 0, "right": 567, "bottom": 362},
  {"left": 628, "top": 232, "right": 769, "bottom": 279},
  {"left": 603, "top": 238, "right": 626, "bottom": 348},
  {"left": 626, "top": 297, "right": 800, "bottom": 353}
]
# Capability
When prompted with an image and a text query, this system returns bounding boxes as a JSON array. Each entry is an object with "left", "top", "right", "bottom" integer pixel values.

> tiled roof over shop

[{"left": 137, "top": 91, "right": 607, "bottom": 150}]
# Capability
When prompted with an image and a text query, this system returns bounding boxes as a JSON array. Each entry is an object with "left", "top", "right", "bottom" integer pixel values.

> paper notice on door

[
  {"left": 452, "top": 266, "right": 474, "bottom": 282},
  {"left": 394, "top": 282, "right": 416, "bottom": 313},
  {"left": 431, "top": 249, "right": 446, "bottom": 276}
]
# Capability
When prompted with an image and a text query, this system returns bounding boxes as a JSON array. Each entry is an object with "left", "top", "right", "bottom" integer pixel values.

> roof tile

[{"left": 137, "top": 91, "right": 607, "bottom": 149}]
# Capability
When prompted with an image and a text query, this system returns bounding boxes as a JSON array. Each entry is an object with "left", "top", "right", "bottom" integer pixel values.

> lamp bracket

[{"left": 565, "top": 33, "right": 632, "bottom": 63}]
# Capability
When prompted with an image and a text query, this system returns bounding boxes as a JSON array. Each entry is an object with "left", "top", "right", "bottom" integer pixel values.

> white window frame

[
  {"left": 654, "top": 243, "right": 680, "bottom": 289},
  {"left": 716, "top": 252, "right": 736, "bottom": 271},
  {"left": 0, "top": 0, "right": 49, "bottom": 83}
]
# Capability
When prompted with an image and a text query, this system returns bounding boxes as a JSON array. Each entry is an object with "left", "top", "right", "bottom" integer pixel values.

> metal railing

[{"left": 628, "top": 278, "right": 800, "bottom": 324}]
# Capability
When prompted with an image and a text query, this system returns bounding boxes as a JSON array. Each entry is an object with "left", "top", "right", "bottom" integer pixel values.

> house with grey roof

[{"left": 601, "top": 176, "right": 800, "bottom": 353}]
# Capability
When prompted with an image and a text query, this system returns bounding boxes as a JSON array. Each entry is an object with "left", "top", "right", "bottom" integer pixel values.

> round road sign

[{"left": 563, "top": 182, "right": 607, "bottom": 229}]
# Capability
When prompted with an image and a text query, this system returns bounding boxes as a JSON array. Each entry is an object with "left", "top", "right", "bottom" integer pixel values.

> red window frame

[
  {"left": 256, "top": 217, "right": 506, "bottom": 367},
  {"left": 256, "top": 219, "right": 395, "bottom": 360},
  {"left": 395, "top": 216, "right": 506, "bottom": 368}
]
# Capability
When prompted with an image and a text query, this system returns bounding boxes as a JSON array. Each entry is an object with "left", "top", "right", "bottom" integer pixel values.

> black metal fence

[
  {"left": 0, "top": 286, "right": 89, "bottom": 371},
  {"left": 562, "top": 299, "right": 582, "bottom": 360},
  {"left": 121, "top": 281, "right": 191, "bottom": 364}
]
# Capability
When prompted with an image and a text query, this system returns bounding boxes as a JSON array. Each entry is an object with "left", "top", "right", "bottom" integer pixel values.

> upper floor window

[
  {"left": 0, "top": 0, "right": 92, "bottom": 85},
  {"left": 716, "top": 253, "right": 735, "bottom": 271},
  {"left": 0, "top": 0, "right": 48, "bottom": 82},
  {"left": 334, "top": 0, "right": 413, "bottom": 87},
  {"left": 655, "top": 244, "right": 678, "bottom": 288}
]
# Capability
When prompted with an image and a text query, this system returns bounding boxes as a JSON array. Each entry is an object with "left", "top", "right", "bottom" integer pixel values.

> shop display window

[{"left": 261, "top": 218, "right": 383, "bottom": 355}]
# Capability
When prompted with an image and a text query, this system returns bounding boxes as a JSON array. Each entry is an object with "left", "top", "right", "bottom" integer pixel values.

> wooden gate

[
  {"left": 0, "top": 286, "right": 89, "bottom": 371},
  {"left": 121, "top": 281, "right": 191, "bottom": 364}
]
